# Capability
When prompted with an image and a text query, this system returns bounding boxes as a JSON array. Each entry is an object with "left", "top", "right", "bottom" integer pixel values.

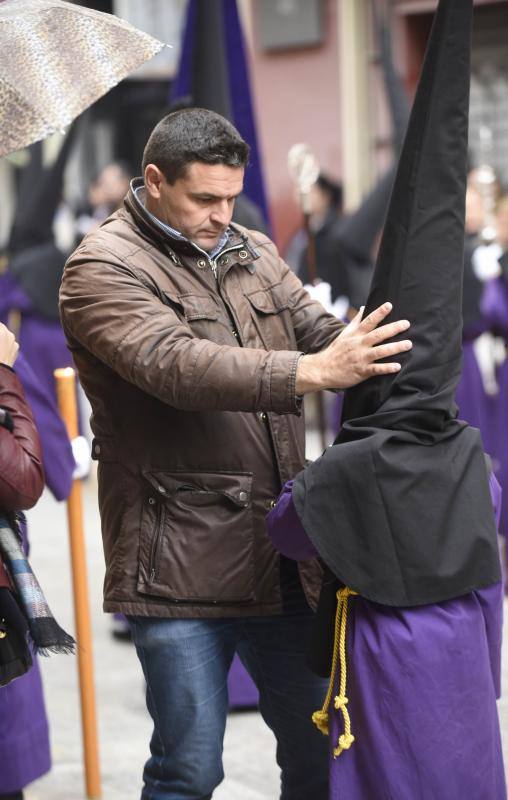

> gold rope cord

[{"left": 311, "top": 587, "right": 358, "bottom": 758}]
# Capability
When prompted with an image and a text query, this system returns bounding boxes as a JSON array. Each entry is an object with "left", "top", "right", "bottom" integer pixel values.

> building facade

[{"left": 2, "top": 0, "right": 508, "bottom": 257}]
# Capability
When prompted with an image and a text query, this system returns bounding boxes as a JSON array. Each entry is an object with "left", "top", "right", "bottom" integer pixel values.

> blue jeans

[{"left": 128, "top": 612, "right": 329, "bottom": 800}]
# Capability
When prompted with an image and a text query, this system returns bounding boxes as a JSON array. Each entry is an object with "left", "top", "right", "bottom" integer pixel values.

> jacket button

[
  {"left": 197, "top": 259, "right": 207, "bottom": 268},
  {"left": 232, "top": 329, "right": 239, "bottom": 338},
  {"left": 238, "top": 250, "right": 248, "bottom": 260},
  {"left": 238, "top": 491, "right": 248, "bottom": 503},
  {"left": 148, "top": 497, "right": 156, "bottom": 505},
  {"left": 219, "top": 256, "right": 229, "bottom": 266},
  {"left": 258, "top": 412, "right": 267, "bottom": 422},
  {"left": 269, "top": 499, "right": 277, "bottom": 509},
  {"left": 94, "top": 444, "right": 101, "bottom": 455}
]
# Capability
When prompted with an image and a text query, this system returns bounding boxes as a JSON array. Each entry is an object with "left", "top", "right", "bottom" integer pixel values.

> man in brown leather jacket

[{"left": 60, "top": 108, "right": 411, "bottom": 800}]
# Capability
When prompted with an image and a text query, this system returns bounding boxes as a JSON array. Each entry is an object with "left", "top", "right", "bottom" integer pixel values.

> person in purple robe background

[
  {"left": 482, "top": 198, "right": 508, "bottom": 550},
  {"left": 267, "top": 2, "right": 506, "bottom": 797},
  {"left": 0, "top": 127, "right": 76, "bottom": 406},
  {"left": 455, "top": 187, "right": 493, "bottom": 431},
  {"left": 0, "top": 352, "right": 75, "bottom": 799}
]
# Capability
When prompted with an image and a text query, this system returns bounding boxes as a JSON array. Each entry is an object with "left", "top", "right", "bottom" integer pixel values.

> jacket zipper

[
  {"left": 193, "top": 242, "right": 246, "bottom": 281},
  {"left": 210, "top": 244, "right": 247, "bottom": 342},
  {"left": 148, "top": 501, "right": 164, "bottom": 583},
  {"left": 212, "top": 242, "right": 245, "bottom": 271}
]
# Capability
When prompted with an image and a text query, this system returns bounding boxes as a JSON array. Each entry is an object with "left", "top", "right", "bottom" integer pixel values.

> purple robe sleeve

[
  {"left": 266, "top": 479, "right": 318, "bottom": 560},
  {"left": 15, "top": 353, "right": 75, "bottom": 501},
  {"left": 268, "top": 470, "right": 503, "bottom": 570}
]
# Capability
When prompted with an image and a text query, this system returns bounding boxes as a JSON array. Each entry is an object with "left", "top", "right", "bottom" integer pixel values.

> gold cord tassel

[{"left": 312, "top": 587, "right": 358, "bottom": 758}]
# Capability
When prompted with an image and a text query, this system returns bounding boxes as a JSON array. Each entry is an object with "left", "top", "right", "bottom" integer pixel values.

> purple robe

[
  {"left": 0, "top": 352, "right": 75, "bottom": 792},
  {"left": 0, "top": 651, "right": 51, "bottom": 793},
  {"left": 267, "top": 476, "right": 506, "bottom": 799},
  {"left": 0, "top": 274, "right": 73, "bottom": 406},
  {"left": 15, "top": 352, "right": 75, "bottom": 501}
]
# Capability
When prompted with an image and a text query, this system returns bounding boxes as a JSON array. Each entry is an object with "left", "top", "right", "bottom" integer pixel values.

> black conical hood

[
  {"left": 336, "top": 165, "right": 396, "bottom": 263},
  {"left": 8, "top": 122, "right": 77, "bottom": 253},
  {"left": 192, "top": 0, "right": 231, "bottom": 119},
  {"left": 293, "top": 0, "right": 501, "bottom": 608},
  {"left": 171, "top": 0, "right": 270, "bottom": 223},
  {"left": 373, "top": 1, "right": 410, "bottom": 152},
  {"left": 342, "top": 0, "right": 471, "bottom": 425}
]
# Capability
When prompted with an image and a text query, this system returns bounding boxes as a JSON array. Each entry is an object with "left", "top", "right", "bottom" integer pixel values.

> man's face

[{"left": 146, "top": 162, "right": 244, "bottom": 251}]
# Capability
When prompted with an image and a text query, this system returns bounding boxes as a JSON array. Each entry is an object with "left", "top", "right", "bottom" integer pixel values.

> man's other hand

[{"left": 295, "top": 302, "right": 412, "bottom": 394}]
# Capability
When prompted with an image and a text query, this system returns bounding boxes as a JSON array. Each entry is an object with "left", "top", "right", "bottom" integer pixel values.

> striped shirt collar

[{"left": 133, "top": 184, "right": 231, "bottom": 258}]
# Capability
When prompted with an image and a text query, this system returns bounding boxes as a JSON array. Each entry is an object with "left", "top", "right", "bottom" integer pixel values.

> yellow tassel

[
  {"left": 311, "top": 709, "right": 330, "bottom": 736},
  {"left": 334, "top": 732, "right": 355, "bottom": 758},
  {"left": 311, "top": 587, "right": 358, "bottom": 759}
]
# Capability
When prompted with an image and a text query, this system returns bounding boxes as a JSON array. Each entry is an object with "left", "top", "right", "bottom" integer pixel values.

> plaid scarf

[{"left": 0, "top": 515, "right": 75, "bottom": 655}]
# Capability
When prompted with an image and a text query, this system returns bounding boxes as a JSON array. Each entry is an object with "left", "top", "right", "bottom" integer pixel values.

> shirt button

[
  {"left": 238, "top": 250, "right": 248, "bottom": 260},
  {"left": 232, "top": 330, "right": 239, "bottom": 338},
  {"left": 197, "top": 258, "right": 207, "bottom": 269}
]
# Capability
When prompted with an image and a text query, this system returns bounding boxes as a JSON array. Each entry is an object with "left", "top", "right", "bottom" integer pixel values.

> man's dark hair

[{"left": 142, "top": 108, "right": 250, "bottom": 184}]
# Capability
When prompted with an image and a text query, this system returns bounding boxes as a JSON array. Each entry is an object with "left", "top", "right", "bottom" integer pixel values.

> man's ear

[{"left": 144, "top": 164, "right": 165, "bottom": 200}]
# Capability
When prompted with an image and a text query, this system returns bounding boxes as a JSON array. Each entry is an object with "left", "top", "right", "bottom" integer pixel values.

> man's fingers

[
  {"left": 363, "top": 319, "right": 411, "bottom": 347},
  {"left": 358, "top": 302, "right": 393, "bottom": 333},
  {"left": 369, "top": 340, "right": 412, "bottom": 362},
  {"left": 369, "top": 361, "right": 402, "bottom": 376}
]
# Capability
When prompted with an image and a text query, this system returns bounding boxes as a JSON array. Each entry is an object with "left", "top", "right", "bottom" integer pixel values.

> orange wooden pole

[{"left": 54, "top": 368, "right": 101, "bottom": 800}]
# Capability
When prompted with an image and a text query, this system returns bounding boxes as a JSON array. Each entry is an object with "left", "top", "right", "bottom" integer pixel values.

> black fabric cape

[{"left": 293, "top": 0, "right": 500, "bottom": 613}]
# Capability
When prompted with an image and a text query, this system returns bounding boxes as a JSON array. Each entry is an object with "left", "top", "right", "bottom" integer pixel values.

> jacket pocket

[
  {"left": 244, "top": 282, "right": 296, "bottom": 349},
  {"left": 177, "top": 293, "right": 219, "bottom": 322},
  {"left": 162, "top": 291, "right": 219, "bottom": 322},
  {"left": 137, "top": 470, "right": 255, "bottom": 604},
  {"left": 163, "top": 291, "right": 234, "bottom": 345}
]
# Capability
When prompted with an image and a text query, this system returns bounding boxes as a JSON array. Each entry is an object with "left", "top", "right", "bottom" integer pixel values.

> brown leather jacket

[
  {"left": 0, "top": 364, "right": 44, "bottom": 588},
  {"left": 60, "top": 181, "right": 344, "bottom": 617}
]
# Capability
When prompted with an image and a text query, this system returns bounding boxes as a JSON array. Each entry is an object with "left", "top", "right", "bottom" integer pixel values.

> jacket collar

[{"left": 124, "top": 177, "right": 260, "bottom": 268}]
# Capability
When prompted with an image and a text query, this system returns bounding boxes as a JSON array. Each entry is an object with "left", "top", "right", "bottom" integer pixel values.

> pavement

[{"left": 20, "top": 450, "right": 508, "bottom": 799}]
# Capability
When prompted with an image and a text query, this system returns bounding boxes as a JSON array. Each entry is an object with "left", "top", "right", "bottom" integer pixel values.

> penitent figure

[{"left": 267, "top": 1, "right": 506, "bottom": 798}]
